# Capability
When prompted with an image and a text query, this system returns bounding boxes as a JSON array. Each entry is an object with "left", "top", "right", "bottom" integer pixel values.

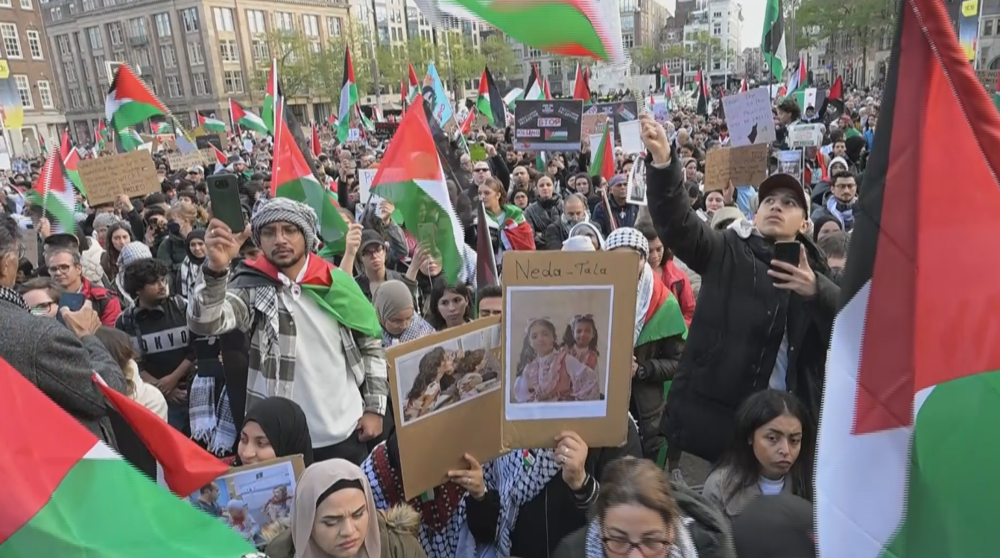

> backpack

[{"left": 671, "top": 481, "right": 737, "bottom": 558}]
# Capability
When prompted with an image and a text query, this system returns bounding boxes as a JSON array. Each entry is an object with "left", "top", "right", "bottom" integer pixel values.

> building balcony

[{"left": 129, "top": 35, "right": 149, "bottom": 47}]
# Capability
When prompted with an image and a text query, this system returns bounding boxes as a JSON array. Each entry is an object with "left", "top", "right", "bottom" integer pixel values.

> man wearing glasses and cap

[{"left": 638, "top": 113, "right": 840, "bottom": 472}]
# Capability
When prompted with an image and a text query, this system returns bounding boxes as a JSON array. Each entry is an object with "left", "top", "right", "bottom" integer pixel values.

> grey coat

[{"left": 0, "top": 297, "right": 127, "bottom": 446}]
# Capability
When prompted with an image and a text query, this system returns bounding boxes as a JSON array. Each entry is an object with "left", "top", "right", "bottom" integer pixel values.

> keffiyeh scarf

[
  {"left": 383, "top": 314, "right": 437, "bottom": 347},
  {"left": 0, "top": 285, "right": 27, "bottom": 311},
  {"left": 362, "top": 442, "right": 476, "bottom": 558},
  {"left": 634, "top": 264, "right": 655, "bottom": 345},
  {"left": 826, "top": 196, "right": 856, "bottom": 231},
  {"left": 583, "top": 517, "right": 699, "bottom": 558},
  {"left": 189, "top": 372, "right": 237, "bottom": 456},
  {"left": 477, "top": 449, "right": 561, "bottom": 558},
  {"left": 179, "top": 256, "right": 203, "bottom": 299}
]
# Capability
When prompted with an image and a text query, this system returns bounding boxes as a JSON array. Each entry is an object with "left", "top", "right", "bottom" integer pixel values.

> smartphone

[
  {"left": 207, "top": 174, "right": 246, "bottom": 233},
  {"left": 56, "top": 292, "right": 86, "bottom": 325},
  {"left": 773, "top": 241, "right": 802, "bottom": 267}
]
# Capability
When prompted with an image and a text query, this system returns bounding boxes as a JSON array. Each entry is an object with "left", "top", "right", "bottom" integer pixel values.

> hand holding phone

[
  {"left": 772, "top": 241, "right": 801, "bottom": 267},
  {"left": 768, "top": 241, "right": 818, "bottom": 297},
  {"left": 207, "top": 174, "right": 246, "bottom": 234}
]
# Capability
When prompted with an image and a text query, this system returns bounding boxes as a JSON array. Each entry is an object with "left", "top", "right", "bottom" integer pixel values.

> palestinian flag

[
  {"left": 261, "top": 58, "right": 280, "bottom": 134},
  {"left": 695, "top": 70, "right": 709, "bottom": 116},
  {"left": 819, "top": 75, "right": 845, "bottom": 123},
  {"left": 230, "top": 99, "right": 267, "bottom": 135},
  {"left": 26, "top": 146, "right": 76, "bottom": 234},
  {"left": 371, "top": 102, "right": 466, "bottom": 285},
  {"left": 739, "top": 77, "right": 748, "bottom": 93},
  {"left": 0, "top": 357, "right": 254, "bottom": 558},
  {"left": 95, "top": 120, "right": 109, "bottom": 151},
  {"left": 475, "top": 201, "right": 499, "bottom": 292},
  {"left": 523, "top": 64, "right": 544, "bottom": 101},
  {"left": 543, "top": 78, "right": 552, "bottom": 100},
  {"left": 477, "top": 66, "right": 506, "bottom": 126},
  {"left": 105, "top": 63, "right": 167, "bottom": 132},
  {"left": 442, "top": 0, "right": 625, "bottom": 62},
  {"left": 116, "top": 127, "right": 143, "bottom": 153},
  {"left": 210, "top": 145, "right": 228, "bottom": 167},
  {"left": 38, "top": 133, "right": 48, "bottom": 156},
  {"left": 406, "top": 62, "right": 421, "bottom": 106},
  {"left": 337, "top": 46, "right": 359, "bottom": 143},
  {"left": 816, "top": 0, "right": 1000, "bottom": 555},
  {"left": 272, "top": 99, "right": 348, "bottom": 252},
  {"left": 59, "top": 131, "right": 84, "bottom": 197},
  {"left": 150, "top": 121, "right": 173, "bottom": 134},
  {"left": 198, "top": 114, "right": 226, "bottom": 134},
  {"left": 761, "top": 0, "right": 787, "bottom": 81},
  {"left": 573, "top": 63, "right": 592, "bottom": 105},
  {"left": 637, "top": 277, "right": 688, "bottom": 346},
  {"left": 460, "top": 108, "right": 476, "bottom": 136},
  {"left": 784, "top": 53, "right": 808, "bottom": 99},
  {"left": 312, "top": 124, "right": 321, "bottom": 157},
  {"left": 590, "top": 125, "right": 614, "bottom": 181}
]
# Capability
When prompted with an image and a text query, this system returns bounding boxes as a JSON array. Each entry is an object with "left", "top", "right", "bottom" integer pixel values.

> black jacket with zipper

[
  {"left": 646, "top": 155, "right": 839, "bottom": 463},
  {"left": 630, "top": 334, "right": 685, "bottom": 460}
]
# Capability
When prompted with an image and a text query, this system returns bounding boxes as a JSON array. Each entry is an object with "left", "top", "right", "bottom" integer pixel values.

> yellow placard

[
  {"left": 962, "top": 0, "right": 979, "bottom": 17},
  {"left": 0, "top": 60, "right": 10, "bottom": 79}
]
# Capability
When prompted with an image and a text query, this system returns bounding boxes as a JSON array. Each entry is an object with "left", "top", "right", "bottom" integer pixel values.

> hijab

[
  {"left": 243, "top": 397, "right": 315, "bottom": 467},
  {"left": 294, "top": 460, "right": 381, "bottom": 558},
  {"left": 374, "top": 280, "right": 436, "bottom": 346},
  {"left": 185, "top": 229, "right": 207, "bottom": 264}
]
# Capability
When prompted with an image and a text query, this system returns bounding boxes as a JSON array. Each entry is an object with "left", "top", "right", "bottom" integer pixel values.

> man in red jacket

[{"left": 45, "top": 247, "right": 121, "bottom": 326}]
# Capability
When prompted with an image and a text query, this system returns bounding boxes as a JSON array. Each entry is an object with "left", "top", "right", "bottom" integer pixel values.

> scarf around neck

[
  {"left": 479, "top": 448, "right": 561, "bottom": 558},
  {"left": 0, "top": 285, "right": 27, "bottom": 311},
  {"left": 583, "top": 517, "right": 699, "bottom": 558},
  {"left": 635, "top": 265, "right": 689, "bottom": 346}
]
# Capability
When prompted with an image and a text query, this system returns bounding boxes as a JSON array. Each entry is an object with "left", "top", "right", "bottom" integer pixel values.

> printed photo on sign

[
  {"left": 505, "top": 285, "right": 614, "bottom": 421},
  {"left": 394, "top": 324, "right": 502, "bottom": 426},
  {"left": 626, "top": 158, "right": 647, "bottom": 206},
  {"left": 187, "top": 456, "right": 304, "bottom": 549}
]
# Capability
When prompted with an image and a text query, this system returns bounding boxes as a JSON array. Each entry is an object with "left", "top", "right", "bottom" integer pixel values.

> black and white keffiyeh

[
  {"left": 0, "top": 285, "right": 27, "bottom": 311},
  {"left": 189, "top": 374, "right": 237, "bottom": 456},
  {"left": 584, "top": 516, "right": 700, "bottom": 558},
  {"left": 477, "top": 449, "right": 561, "bottom": 558}
]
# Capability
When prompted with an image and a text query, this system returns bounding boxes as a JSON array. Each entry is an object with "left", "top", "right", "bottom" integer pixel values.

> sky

[{"left": 741, "top": 0, "right": 765, "bottom": 49}]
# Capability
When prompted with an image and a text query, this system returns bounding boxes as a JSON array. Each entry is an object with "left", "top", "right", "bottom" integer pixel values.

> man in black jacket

[{"left": 639, "top": 114, "right": 839, "bottom": 465}]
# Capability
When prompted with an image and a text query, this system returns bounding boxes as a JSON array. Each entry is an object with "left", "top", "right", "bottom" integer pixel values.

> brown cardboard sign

[
  {"left": 167, "top": 151, "right": 208, "bottom": 172},
  {"left": 387, "top": 316, "right": 505, "bottom": 500},
  {"left": 501, "top": 251, "right": 638, "bottom": 450},
  {"left": 77, "top": 150, "right": 161, "bottom": 205},
  {"left": 704, "top": 143, "right": 768, "bottom": 191},
  {"left": 581, "top": 113, "right": 609, "bottom": 137}
]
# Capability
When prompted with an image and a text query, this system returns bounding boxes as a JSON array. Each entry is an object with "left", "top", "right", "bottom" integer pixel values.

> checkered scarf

[
  {"left": 383, "top": 314, "right": 437, "bottom": 347},
  {"left": 0, "top": 285, "right": 27, "bottom": 311},
  {"left": 189, "top": 374, "right": 237, "bottom": 456},
  {"left": 583, "top": 517, "right": 699, "bottom": 558}
]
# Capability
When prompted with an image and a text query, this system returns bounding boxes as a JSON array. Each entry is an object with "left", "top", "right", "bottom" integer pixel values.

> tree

[
  {"left": 480, "top": 34, "right": 518, "bottom": 78},
  {"left": 249, "top": 30, "right": 317, "bottom": 100},
  {"left": 630, "top": 44, "right": 669, "bottom": 73},
  {"left": 685, "top": 31, "right": 722, "bottom": 71},
  {"left": 795, "top": 0, "right": 896, "bottom": 85}
]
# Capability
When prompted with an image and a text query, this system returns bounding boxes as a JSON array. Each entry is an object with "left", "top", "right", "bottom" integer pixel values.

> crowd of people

[{"left": 0, "top": 83, "right": 881, "bottom": 558}]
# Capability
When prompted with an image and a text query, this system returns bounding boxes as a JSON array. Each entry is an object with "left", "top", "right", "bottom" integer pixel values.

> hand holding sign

[{"left": 639, "top": 114, "right": 671, "bottom": 165}]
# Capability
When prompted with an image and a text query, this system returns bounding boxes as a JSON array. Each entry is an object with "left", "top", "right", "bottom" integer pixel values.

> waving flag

[
  {"left": 229, "top": 99, "right": 267, "bottom": 135},
  {"left": 819, "top": 76, "right": 845, "bottom": 123},
  {"left": 311, "top": 124, "right": 321, "bottom": 157},
  {"left": 476, "top": 66, "right": 505, "bottom": 126},
  {"left": 95, "top": 120, "right": 109, "bottom": 151},
  {"left": 0, "top": 357, "right": 253, "bottom": 558},
  {"left": 371, "top": 102, "right": 465, "bottom": 285},
  {"left": 150, "top": 121, "right": 173, "bottom": 134},
  {"left": 26, "top": 145, "right": 75, "bottom": 234},
  {"left": 197, "top": 114, "right": 226, "bottom": 134},
  {"left": 589, "top": 125, "right": 614, "bottom": 181},
  {"left": 337, "top": 46, "right": 359, "bottom": 143},
  {"left": 739, "top": 77, "right": 748, "bottom": 93},
  {"left": 523, "top": 64, "right": 544, "bottom": 101},
  {"left": 59, "top": 131, "right": 84, "bottom": 197},
  {"left": 573, "top": 63, "right": 592, "bottom": 105},
  {"left": 105, "top": 64, "right": 167, "bottom": 132},
  {"left": 762, "top": 0, "right": 787, "bottom": 81},
  {"left": 816, "top": 0, "right": 1000, "bottom": 555},
  {"left": 441, "top": 0, "right": 625, "bottom": 62},
  {"left": 261, "top": 58, "right": 280, "bottom": 134},
  {"left": 406, "top": 62, "right": 421, "bottom": 104}
]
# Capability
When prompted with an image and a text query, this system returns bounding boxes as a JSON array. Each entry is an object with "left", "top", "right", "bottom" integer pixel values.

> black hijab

[
  {"left": 242, "top": 397, "right": 314, "bottom": 466},
  {"left": 185, "top": 229, "right": 206, "bottom": 265}
]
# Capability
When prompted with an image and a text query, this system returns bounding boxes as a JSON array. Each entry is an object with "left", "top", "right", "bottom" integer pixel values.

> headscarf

[
  {"left": 562, "top": 236, "right": 596, "bottom": 251},
  {"left": 179, "top": 229, "right": 206, "bottom": 299},
  {"left": 568, "top": 221, "right": 606, "bottom": 250},
  {"left": 374, "top": 280, "right": 436, "bottom": 346},
  {"left": 251, "top": 198, "right": 319, "bottom": 252},
  {"left": 185, "top": 229, "right": 207, "bottom": 264},
  {"left": 294, "top": 460, "right": 381, "bottom": 558},
  {"left": 606, "top": 228, "right": 652, "bottom": 345},
  {"left": 243, "top": 397, "right": 314, "bottom": 467}
]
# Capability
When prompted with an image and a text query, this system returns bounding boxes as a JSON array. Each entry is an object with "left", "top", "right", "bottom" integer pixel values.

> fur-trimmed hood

[{"left": 379, "top": 504, "right": 421, "bottom": 536}]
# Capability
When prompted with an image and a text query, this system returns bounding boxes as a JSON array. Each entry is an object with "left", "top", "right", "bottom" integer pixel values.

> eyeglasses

[
  {"left": 474, "top": 168, "right": 490, "bottom": 173},
  {"left": 30, "top": 301, "right": 57, "bottom": 316},
  {"left": 47, "top": 264, "right": 74, "bottom": 275},
  {"left": 603, "top": 536, "right": 673, "bottom": 557}
]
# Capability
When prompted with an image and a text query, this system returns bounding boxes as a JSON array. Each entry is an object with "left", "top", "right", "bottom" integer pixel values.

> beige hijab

[
  {"left": 373, "top": 280, "right": 414, "bottom": 324},
  {"left": 293, "top": 459, "right": 381, "bottom": 558}
]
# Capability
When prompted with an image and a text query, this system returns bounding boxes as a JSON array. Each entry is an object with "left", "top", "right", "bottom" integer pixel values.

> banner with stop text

[{"left": 513, "top": 99, "right": 583, "bottom": 152}]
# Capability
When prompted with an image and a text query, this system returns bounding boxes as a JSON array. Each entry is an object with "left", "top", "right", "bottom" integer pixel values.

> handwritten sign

[
  {"left": 722, "top": 88, "right": 776, "bottom": 148},
  {"left": 789, "top": 124, "right": 824, "bottom": 149},
  {"left": 77, "top": 150, "right": 161, "bottom": 205},
  {"left": 704, "top": 143, "right": 768, "bottom": 191},
  {"left": 167, "top": 151, "right": 208, "bottom": 171},
  {"left": 581, "top": 113, "right": 609, "bottom": 137},
  {"left": 512, "top": 257, "right": 610, "bottom": 280}
]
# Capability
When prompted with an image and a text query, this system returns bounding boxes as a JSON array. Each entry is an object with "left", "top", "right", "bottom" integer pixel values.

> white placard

[
  {"left": 348, "top": 128, "right": 361, "bottom": 142},
  {"left": 358, "top": 168, "right": 383, "bottom": 204},
  {"left": 721, "top": 88, "right": 777, "bottom": 148},
  {"left": 588, "top": 134, "right": 604, "bottom": 153},
  {"left": 788, "top": 124, "right": 824, "bottom": 149},
  {"left": 618, "top": 120, "right": 643, "bottom": 155}
]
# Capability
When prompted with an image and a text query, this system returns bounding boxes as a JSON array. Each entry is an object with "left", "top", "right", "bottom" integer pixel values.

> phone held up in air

[
  {"left": 207, "top": 173, "right": 246, "bottom": 234},
  {"left": 772, "top": 241, "right": 802, "bottom": 267},
  {"left": 56, "top": 292, "right": 86, "bottom": 325}
]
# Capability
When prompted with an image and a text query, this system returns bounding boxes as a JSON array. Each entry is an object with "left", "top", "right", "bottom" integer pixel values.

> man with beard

[
  {"left": 189, "top": 198, "right": 387, "bottom": 465},
  {"left": 544, "top": 193, "right": 589, "bottom": 251},
  {"left": 117, "top": 257, "right": 195, "bottom": 433}
]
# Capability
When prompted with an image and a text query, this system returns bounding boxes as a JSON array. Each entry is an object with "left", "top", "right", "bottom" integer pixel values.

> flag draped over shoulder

[
  {"left": 0, "top": 357, "right": 254, "bottom": 558},
  {"left": 105, "top": 64, "right": 167, "bottom": 132},
  {"left": 637, "top": 278, "right": 687, "bottom": 345},
  {"left": 371, "top": 103, "right": 466, "bottom": 285},
  {"left": 816, "top": 0, "right": 1000, "bottom": 555}
]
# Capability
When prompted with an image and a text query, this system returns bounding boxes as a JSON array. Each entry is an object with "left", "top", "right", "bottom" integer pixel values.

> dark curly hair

[
  {"left": 122, "top": 257, "right": 170, "bottom": 299},
  {"left": 406, "top": 346, "right": 450, "bottom": 401}
]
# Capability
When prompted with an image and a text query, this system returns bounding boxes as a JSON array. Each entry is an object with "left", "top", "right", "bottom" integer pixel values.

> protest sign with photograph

[
  {"left": 585, "top": 102, "right": 640, "bottom": 140},
  {"left": 789, "top": 124, "right": 824, "bottom": 149},
  {"left": 387, "top": 317, "right": 505, "bottom": 500},
  {"left": 704, "top": 143, "right": 769, "bottom": 191},
  {"left": 77, "top": 150, "right": 161, "bottom": 205},
  {"left": 722, "top": 88, "right": 777, "bottom": 147},
  {"left": 626, "top": 157, "right": 647, "bottom": 206},
  {"left": 501, "top": 251, "right": 638, "bottom": 450},
  {"left": 186, "top": 455, "right": 306, "bottom": 548},
  {"left": 514, "top": 99, "right": 584, "bottom": 151},
  {"left": 581, "top": 113, "right": 610, "bottom": 137},
  {"left": 777, "top": 150, "right": 804, "bottom": 185}
]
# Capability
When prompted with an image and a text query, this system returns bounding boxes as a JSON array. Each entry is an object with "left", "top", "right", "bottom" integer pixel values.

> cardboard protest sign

[
  {"left": 581, "top": 113, "right": 610, "bottom": 137},
  {"left": 77, "top": 150, "right": 161, "bottom": 205},
  {"left": 789, "top": 124, "right": 824, "bottom": 148},
  {"left": 514, "top": 99, "right": 584, "bottom": 151},
  {"left": 168, "top": 151, "right": 209, "bottom": 172},
  {"left": 500, "top": 251, "right": 638, "bottom": 450},
  {"left": 722, "top": 88, "right": 777, "bottom": 147},
  {"left": 387, "top": 317, "right": 505, "bottom": 500},
  {"left": 196, "top": 134, "right": 223, "bottom": 151},
  {"left": 704, "top": 143, "right": 769, "bottom": 191}
]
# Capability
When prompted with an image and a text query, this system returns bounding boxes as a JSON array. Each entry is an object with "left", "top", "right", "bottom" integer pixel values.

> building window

[
  {"left": 26, "top": 30, "right": 42, "bottom": 59},
  {"left": 19, "top": 0, "right": 30, "bottom": 9},
  {"left": 37, "top": 80, "right": 53, "bottom": 108},
  {"left": 56, "top": 34, "right": 70, "bottom": 56},
  {"left": 187, "top": 41, "right": 204, "bottom": 65},
  {"left": 274, "top": 12, "right": 293, "bottom": 31},
  {"left": 247, "top": 9, "right": 266, "bottom": 34},
  {"left": 82, "top": 0, "right": 94, "bottom": 10},
  {"left": 713, "top": 11, "right": 722, "bottom": 18},
  {"left": 111, "top": 49, "right": 124, "bottom": 62},
  {"left": 527, "top": 48, "right": 541, "bottom": 58},
  {"left": 622, "top": 33, "right": 633, "bottom": 49},
  {"left": 213, "top": 7, "right": 234, "bottom": 32},
  {"left": 223, "top": 70, "right": 243, "bottom": 93},
  {"left": 303, "top": 14, "right": 319, "bottom": 37},
  {"left": 132, "top": 48, "right": 149, "bottom": 68},
  {"left": 13, "top": 75, "right": 31, "bottom": 108},
  {"left": 86, "top": 26, "right": 102, "bottom": 50},
  {"left": 86, "top": 85, "right": 98, "bottom": 107},
  {"left": 327, "top": 16, "right": 341, "bottom": 37},
  {"left": 128, "top": 17, "right": 147, "bottom": 39},
  {"left": 63, "top": 61, "right": 77, "bottom": 82},
  {"left": 108, "top": 22, "right": 123, "bottom": 46},
  {"left": 69, "top": 88, "right": 82, "bottom": 109},
  {"left": 49, "top": 6, "right": 60, "bottom": 19},
  {"left": 985, "top": 19, "right": 994, "bottom": 36},
  {"left": 192, "top": 71, "right": 208, "bottom": 95},
  {"left": 154, "top": 13, "right": 171, "bottom": 37},
  {"left": 1, "top": 24, "right": 22, "bottom": 59},
  {"left": 166, "top": 75, "right": 182, "bottom": 98},
  {"left": 219, "top": 39, "right": 239, "bottom": 62},
  {"left": 94, "top": 54, "right": 106, "bottom": 80},
  {"left": 0, "top": 0, "right": 10, "bottom": 8},
  {"left": 549, "top": 59, "right": 561, "bottom": 76},
  {"left": 160, "top": 44, "right": 176, "bottom": 68},
  {"left": 181, "top": 8, "right": 199, "bottom": 33},
  {"left": 251, "top": 38, "right": 268, "bottom": 60}
]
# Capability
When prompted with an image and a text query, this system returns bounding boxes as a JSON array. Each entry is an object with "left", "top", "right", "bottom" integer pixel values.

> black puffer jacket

[
  {"left": 647, "top": 156, "right": 839, "bottom": 463},
  {"left": 524, "top": 196, "right": 563, "bottom": 250},
  {"left": 630, "top": 334, "right": 684, "bottom": 460}
]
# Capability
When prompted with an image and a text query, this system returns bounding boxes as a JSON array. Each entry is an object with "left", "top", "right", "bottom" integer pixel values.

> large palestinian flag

[
  {"left": 815, "top": 0, "right": 1000, "bottom": 555},
  {"left": 27, "top": 145, "right": 76, "bottom": 234},
  {"left": 261, "top": 58, "right": 280, "bottom": 135},
  {"left": 0, "top": 357, "right": 254, "bottom": 558},
  {"left": 59, "top": 130, "right": 84, "bottom": 197},
  {"left": 337, "top": 46, "right": 359, "bottom": 143},
  {"left": 476, "top": 66, "right": 505, "bottom": 126},
  {"left": 230, "top": 99, "right": 268, "bottom": 135},
  {"left": 105, "top": 64, "right": 167, "bottom": 132}
]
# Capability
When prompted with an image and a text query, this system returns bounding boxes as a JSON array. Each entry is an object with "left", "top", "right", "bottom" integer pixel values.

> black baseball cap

[
  {"left": 359, "top": 230, "right": 385, "bottom": 253},
  {"left": 731, "top": 494, "right": 817, "bottom": 558},
  {"left": 758, "top": 173, "right": 809, "bottom": 217}
]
